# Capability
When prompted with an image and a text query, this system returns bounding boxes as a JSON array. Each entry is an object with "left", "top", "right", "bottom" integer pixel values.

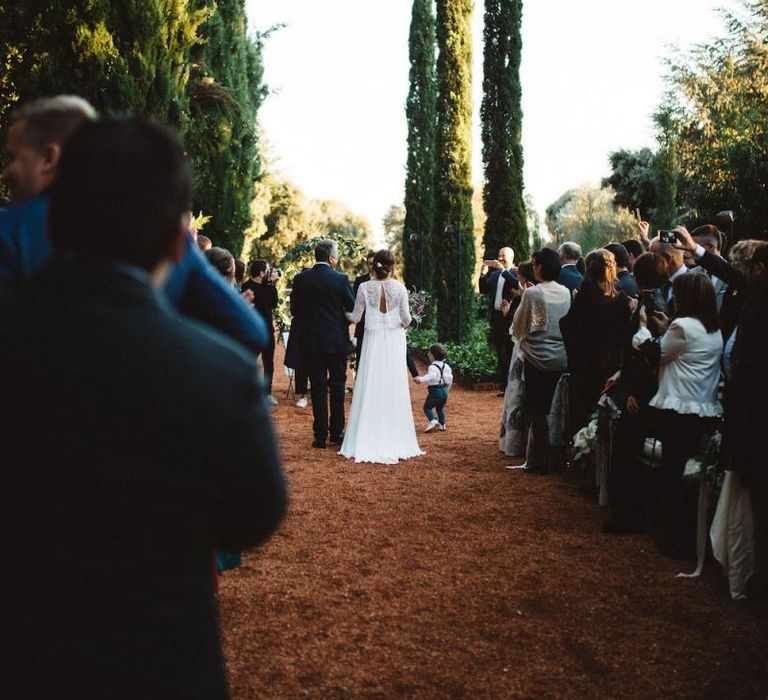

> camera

[
  {"left": 658, "top": 230, "right": 678, "bottom": 245},
  {"left": 269, "top": 268, "right": 283, "bottom": 280}
]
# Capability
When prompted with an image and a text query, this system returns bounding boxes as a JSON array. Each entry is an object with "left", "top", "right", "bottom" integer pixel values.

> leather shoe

[
  {"left": 328, "top": 433, "right": 344, "bottom": 445},
  {"left": 312, "top": 439, "right": 326, "bottom": 449}
]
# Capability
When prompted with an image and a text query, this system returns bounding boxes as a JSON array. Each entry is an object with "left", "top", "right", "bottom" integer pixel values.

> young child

[{"left": 413, "top": 343, "right": 453, "bottom": 432}]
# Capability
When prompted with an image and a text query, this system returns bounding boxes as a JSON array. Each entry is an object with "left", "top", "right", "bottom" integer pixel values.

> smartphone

[{"left": 658, "top": 230, "right": 677, "bottom": 245}]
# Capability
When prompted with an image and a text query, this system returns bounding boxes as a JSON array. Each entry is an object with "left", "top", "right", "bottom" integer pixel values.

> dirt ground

[{"left": 220, "top": 346, "right": 768, "bottom": 699}]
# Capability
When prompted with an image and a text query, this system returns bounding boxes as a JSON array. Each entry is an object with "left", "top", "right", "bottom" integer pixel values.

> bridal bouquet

[
  {"left": 408, "top": 288, "right": 431, "bottom": 328},
  {"left": 572, "top": 419, "right": 598, "bottom": 461}
]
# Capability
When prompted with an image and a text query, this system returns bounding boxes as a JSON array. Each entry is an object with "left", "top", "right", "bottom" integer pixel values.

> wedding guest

[
  {"left": 0, "top": 116, "right": 286, "bottom": 699},
  {"left": 513, "top": 248, "right": 571, "bottom": 473},
  {"left": 197, "top": 234, "right": 213, "bottom": 251},
  {"left": 479, "top": 246, "right": 520, "bottom": 392},
  {"left": 555, "top": 242, "right": 583, "bottom": 292},
  {"left": 414, "top": 343, "right": 453, "bottom": 432},
  {"left": 234, "top": 258, "right": 246, "bottom": 287},
  {"left": 603, "top": 252, "right": 669, "bottom": 534},
  {"left": 560, "top": 249, "right": 632, "bottom": 436},
  {"left": 205, "top": 246, "right": 236, "bottom": 282},
  {"left": 621, "top": 239, "right": 645, "bottom": 270},
  {"left": 499, "top": 261, "right": 536, "bottom": 459},
  {"left": 722, "top": 243, "right": 768, "bottom": 598},
  {"left": 0, "top": 95, "right": 267, "bottom": 355},
  {"left": 242, "top": 259, "right": 280, "bottom": 406},
  {"left": 633, "top": 273, "right": 723, "bottom": 559},
  {"left": 605, "top": 242, "right": 639, "bottom": 298},
  {"left": 649, "top": 235, "right": 688, "bottom": 315}
]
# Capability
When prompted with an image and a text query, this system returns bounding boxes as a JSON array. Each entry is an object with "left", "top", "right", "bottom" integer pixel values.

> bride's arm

[
  {"left": 346, "top": 284, "right": 366, "bottom": 324},
  {"left": 398, "top": 284, "right": 412, "bottom": 328}
]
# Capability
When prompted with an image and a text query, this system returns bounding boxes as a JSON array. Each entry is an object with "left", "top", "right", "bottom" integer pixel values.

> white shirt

[
  {"left": 633, "top": 316, "right": 723, "bottom": 416},
  {"left": 494, "top": 272, "right": 506, "bottom": 311},
  {"left": 666, "top": 264, "right": 688, "bottom": 301},
  {"left": 415, "top": 361, "right": 453, "bottom": 388}
]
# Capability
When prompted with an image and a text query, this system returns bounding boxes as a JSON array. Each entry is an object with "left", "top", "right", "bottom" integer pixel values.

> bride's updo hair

[{"left": 372, "top": 249, "right": 395, "bottom": 279}]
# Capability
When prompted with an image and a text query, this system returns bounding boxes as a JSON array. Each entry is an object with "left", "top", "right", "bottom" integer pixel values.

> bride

[{"left": 339, "top": 249, "right": 424, "bottom": 464}]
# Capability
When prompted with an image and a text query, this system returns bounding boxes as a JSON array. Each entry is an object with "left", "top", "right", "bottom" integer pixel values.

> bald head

[{"left": 498, "top": 247, "right": 514, "bottom": 269}]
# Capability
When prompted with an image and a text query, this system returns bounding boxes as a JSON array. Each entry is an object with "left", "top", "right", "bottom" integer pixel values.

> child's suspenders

[{"left": 430, "top": 362, "right": 447, "bottom": 388}]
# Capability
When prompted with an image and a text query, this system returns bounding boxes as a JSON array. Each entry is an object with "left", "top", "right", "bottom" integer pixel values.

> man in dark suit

[
  {"left": 0, "top": 117, "right": 286, "bottom": 700},
  {"left": 291, "top": 240, "right": 355, "bottom": 447},
  {"left": 352, "top": 250, "right": 375, "bottom": 370},
  {"left": 556, "top": 241, "right": 584, "bottom": 292},
  {"left": 479, "top": 246, "right": 520, "bottom": 391}
]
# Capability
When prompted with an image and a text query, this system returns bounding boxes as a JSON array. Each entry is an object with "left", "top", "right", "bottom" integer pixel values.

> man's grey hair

[
  {"left": 314, "top": 239, "right": 338, "bottom": 263},
  {"left": 558, "top": 241, "right": 581, "bottom": 261},
  {"left": 10, "top": 95, "right": 97, "bottom": 150}
]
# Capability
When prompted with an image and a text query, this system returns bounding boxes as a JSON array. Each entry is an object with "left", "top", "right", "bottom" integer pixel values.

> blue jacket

[
  {"left": 556, "top": 263, "right": 583, "bottom": 293},
  {"left": 0, "top": 194, "right": 267, "bottom": 354}
]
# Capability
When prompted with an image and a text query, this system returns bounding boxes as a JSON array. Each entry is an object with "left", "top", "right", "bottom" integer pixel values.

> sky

[{"left": 246, "top": 0, "right": 739, "bottom": 243}]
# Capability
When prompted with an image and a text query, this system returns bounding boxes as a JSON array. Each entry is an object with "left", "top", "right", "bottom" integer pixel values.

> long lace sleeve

[
  {"left": 347, "top": 283, "right": 367, "bottom": 324},
  {"left": 398, "top": 284, "right": 412, "bottom": 328}
]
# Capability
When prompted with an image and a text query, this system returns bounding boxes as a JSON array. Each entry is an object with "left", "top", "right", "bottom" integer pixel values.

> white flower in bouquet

[
  {"left": 572, "top": 419, "right": 598, "bottom": 457},
  {"left": 408, "top": 288, "right": 431, "bottom": 328}
]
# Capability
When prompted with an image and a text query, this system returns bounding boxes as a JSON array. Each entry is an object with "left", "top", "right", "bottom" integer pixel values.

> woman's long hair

[
  {"left": 582, "top": 248, "right": 618, "bottom": 298},
  {"left": 673, "top": 273, "right": 720, "bottom": 333}
]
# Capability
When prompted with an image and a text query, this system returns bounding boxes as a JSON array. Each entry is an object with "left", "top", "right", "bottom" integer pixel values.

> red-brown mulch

[{"left": 220, "top": 346, "right": 768, "bottom": 698}]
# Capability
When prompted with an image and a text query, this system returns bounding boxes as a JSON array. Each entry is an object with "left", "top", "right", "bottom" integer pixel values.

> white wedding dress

[{"left": 339, "top": 278, "right": 424, "bottom": 464}]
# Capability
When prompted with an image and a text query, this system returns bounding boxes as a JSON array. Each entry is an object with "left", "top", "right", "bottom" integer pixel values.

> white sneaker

[
  {"left": 424, "top": 419, "right": 439, "bottom": 433},
  {"left": 267, "top": 394, "right": 278, "bottom": 406},
  {"left": 295, "top": 396, "right": 308, "bottom": 409},
  {"left": 439, "top": 424, "right": 446, "bottom": 431}
]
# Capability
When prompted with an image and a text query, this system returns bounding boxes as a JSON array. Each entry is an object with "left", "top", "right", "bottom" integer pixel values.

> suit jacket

[
  {"left": 690, "top": 251, "right": 746, "bottom": 341},
  {"left": 0, "top": 261, "right": 286, "bottom": 699},
  {"left": 353, "top": 272, "right": 371, "bottom": 339},
  {"left": 556, "top": 263, "right": 583, "bottom": 293},
  {"left": 479, "top": 268, "right": 520, "bottom": 331},
  {"left": 291, "top": 263, "right": 355, "bottom": 355},
  {"left": 0, "top": 194, "right": 267, "bottom": 355}
]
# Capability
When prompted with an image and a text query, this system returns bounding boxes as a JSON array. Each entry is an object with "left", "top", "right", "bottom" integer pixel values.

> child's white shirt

[{"left": 415, "top": 361, "right": 453, "bottom": 387}]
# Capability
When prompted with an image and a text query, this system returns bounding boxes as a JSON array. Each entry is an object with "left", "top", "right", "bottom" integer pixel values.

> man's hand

[
  {"left": 627, "top": 395, "right": 639, "bottom": 414},
  {"left": 499, "top": 298, "right": 511, "bottom": 316},
  {"left": 672, "top": 226, "right": 696, "bottom": 252},
  {"left": 638, "top": 303, "right": 648, "bottom": 327},
  {"left": 637, "top": 220, "right": 651, "bottom": 246},
  {"left": 241, "top": 289, "right": 254, "bottom": 303},
  {"left": 652, "top": 310, "right": 670, "bottom": 334},
  {"left": 628, "top": 296, "right": 638, "bottom": 313}
]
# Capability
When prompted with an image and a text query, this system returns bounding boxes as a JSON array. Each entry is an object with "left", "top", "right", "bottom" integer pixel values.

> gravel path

[{"left": 220, "top": 346, "right": 768, "bottom": 698}]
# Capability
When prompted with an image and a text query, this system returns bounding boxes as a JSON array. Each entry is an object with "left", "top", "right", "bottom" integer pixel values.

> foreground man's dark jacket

[{"left": 0, "top": 261, "right": 287, "bottom": 700}]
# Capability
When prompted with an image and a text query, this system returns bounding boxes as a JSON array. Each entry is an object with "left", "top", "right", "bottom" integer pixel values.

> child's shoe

[
  {"left": 425, "top": 419, "right": 439, "bottom": 432},
  {"left": 439, "top": 423, "right": 446, "bottom": 431}
]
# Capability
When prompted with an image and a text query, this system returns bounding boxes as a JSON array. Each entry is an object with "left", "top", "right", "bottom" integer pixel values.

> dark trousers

[
  {"left": 307, "top": 352, "right": 347, "bottom": 441},
  {"left": 524, "top": 359, "right": 563, "bottom": 471},
  {"left": 423, "top": 386, "right": 448, "bottom": 424},
  {"left": 259, "top": 333, "right": 275, "bottom": 394},
  {"left": 490, "top": 313, "right": 513, "bottom": 389},
  {"left": 607, "top": 406, "right": 653, "bottom": 530},
  {"left": 651, "top": 409, "right": 715, "bottom": 559},
  {"left": 295, "top": 366, "right": 308, "bottom": 395}
]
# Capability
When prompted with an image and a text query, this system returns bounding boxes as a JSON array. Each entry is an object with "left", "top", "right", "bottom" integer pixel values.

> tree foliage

[
  {"left": 602, "top": 148, "right": 657, "bottom": 219},
  {"left": 665, "top": 0, "right": 768, "bottom": 236},
  {"left": 480, "top": 0, "right": 527, "bottom": 261},
  {"left": 434, "top": 0, "right": 475, "bottom": 342},
  {"left": 403, "top": 0, "right": 437, "bottom": 293},
  {"left": 382, "top": 204, "right": 405, "bottom": 264},
  {"left": 186, "top": 0, "right": 268, "bottom": 255},
  {"left": 545, "top": 184, "right": 637, "bottom": 251}
]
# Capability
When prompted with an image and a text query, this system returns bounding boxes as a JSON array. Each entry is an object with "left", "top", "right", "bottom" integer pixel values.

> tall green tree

[
  {"left": 185, "top": 0, "right": 267, "bottom": 255},
  {"left": 480, "top": 0, "right": 527, "bottom": 261},
  {"left": 434, "top": 0, "right": 475, "bottom": 342},
  {"left": 403, "top": 0, "right": 437, "bottom": 293},
  {"left": 653, "top": 106, "right": 680, "bottom": 229},
  {"left": 602, "top": 148, "right": 657, "bottom": 219}
]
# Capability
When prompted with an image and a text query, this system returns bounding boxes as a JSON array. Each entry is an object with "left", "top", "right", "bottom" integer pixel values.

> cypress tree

[
  {"left": 654, "top": 107, "right": 679, "bottom": 229},
  {"left": 185, "top": 0, "right": 266, "bottom": 255},
  {"left": 434, "top": 0, "right": 474, "bottom": 343},
  {"left": 480, "top": 0, "right": 527, "bottom": 261},
  {"left": 403, "top": 0, "right": 437, "bottom": 295}
]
